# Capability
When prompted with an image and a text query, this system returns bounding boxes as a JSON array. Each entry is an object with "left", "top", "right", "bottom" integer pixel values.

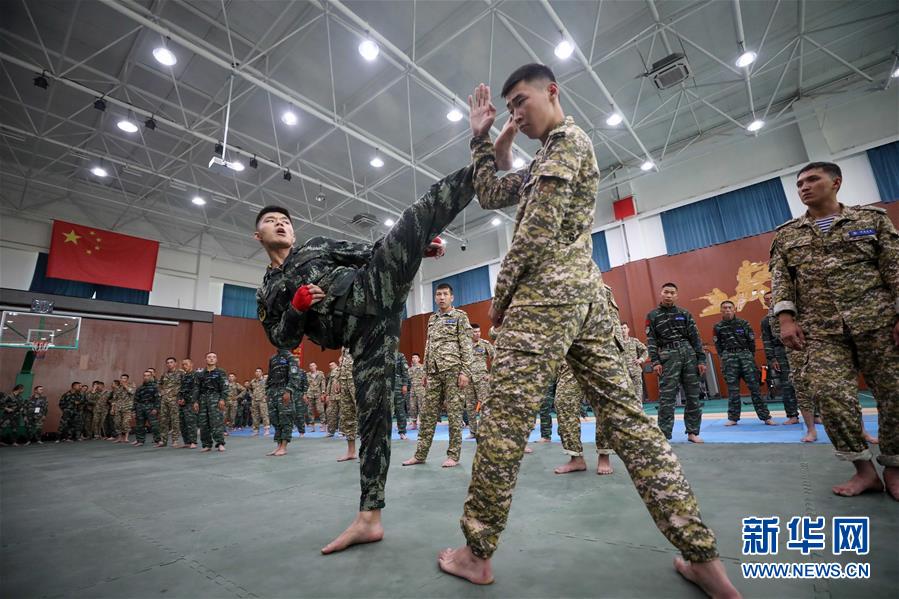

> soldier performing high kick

[
  {"left": 254, "top": 162, "right": 475, "bottom": 554},
  {"left": 436, "top": 68, "right": 738, "bottom": 598}
]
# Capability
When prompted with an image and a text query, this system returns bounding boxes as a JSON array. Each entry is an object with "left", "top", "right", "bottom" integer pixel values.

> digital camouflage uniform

[
  {"left": 622, "top": 336, "right": 648, "bottom": 401},
  {"left": 57, "top": 390, "right": 83, "bottom": 441},
  {"left": 178, "top": 371, "right": 198, "bottom": 445},
  {"left": 195, "top": 367, "right": 227, "bottom": 449},
  {"left": 248, "top": 376, "right": 270, "bottom": 432},
  {"left": 224, "top": 379, "right": 244, "bottom": 428},
  {"left": 0, "top": 392, "right": 19, "bottom": 443},
  {"left": 713, "top": 317, "right": 770, "bottom": 422},
  {"left": 336, "top": 350, "right": 357, "bottom": 440},
  {"left": 26, "top": 392, "right": 48, "bottom": 442},
  {"left": 538, "top": 380, "right": 555, "bottom": 439},
  {"left": 461, "top": 117, "right": 718, "bottom": 563},
  {"left": 761, "top": 310, "right": 800, "bottom": 418},
  {"left": 408, "top": 363, "right": 425, "bottom": 422},
  {"left": 81, "top": 390, "right": 96, "bottom": 439},
  {"left": 258, "top": 165, "right": 475, "bottom": 510},
  {"left": 305, "top": 370, "right": 327, "bottom": 427},
  {"left": 112, "top": 385, "right": 133, "bottom": 437},
  {"left": 391, "top": 352, "right": 410, "bottom": 435},
  {"left": 464, "top": 337, "right": 495, "bottom": 437},
  {"left": 133, "top": 381, "right": 160, "bottom": 444},
  {"left": 770, "top": 203, "right": 899, "bottom": 466},
  {"left": 326, "top": 367, "right": 341, "bottom": 434},
  {"left": 90, "top": 389, "right": 110, "bottom": 438},
  {"left": 267, "top": 350, "right": 307, "bottom": 444},
  {"left": 158, "top": 370, "right": 183, "bottom": 445},
  {"left": 414, "top": 307, "right": 474, "bottom": 462},
  {"left": 646, "top": 304, "right": 706, "bottom": 439}
]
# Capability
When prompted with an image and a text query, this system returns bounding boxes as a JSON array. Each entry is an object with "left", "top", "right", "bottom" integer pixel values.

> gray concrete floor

[{"left": 1, "top": 436, "right": 896, "bottom": 598}]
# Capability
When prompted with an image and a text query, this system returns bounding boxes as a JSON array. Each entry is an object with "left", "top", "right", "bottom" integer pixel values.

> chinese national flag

[{"left": 47, "top": 220, "right": 159, "bottom": 291}]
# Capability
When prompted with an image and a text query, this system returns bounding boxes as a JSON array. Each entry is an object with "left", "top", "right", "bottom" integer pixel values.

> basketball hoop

[{"left": 31, "top": 341, "right": 50, "bottom": 360}]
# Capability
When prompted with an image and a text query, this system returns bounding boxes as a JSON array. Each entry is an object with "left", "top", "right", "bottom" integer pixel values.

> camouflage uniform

[
  {"left": 464, "top": 337, "right": 495, "bottom": 437},
  {"left": 538, "top": 380, "right": 555, "bottom": 439},
  {"left": 761, "top": 309, "right": 799, "bottom": 418},
  {"left": 57, "top": 390, "right": 83, "bottom": 441},
  {"left": 326, "top": 367, "right": 341, "bottom": 434},
  {"left": 224, "top": 379, "right": 244, "bottom": 428},
  {"left": 26, "top": 392, "right": 48, "bottom": 442},
  {"left": 258, "top": 165, "right": 475, "bottom": 510},
  {"left": 770, "top": 203, "right": 899, "bottom": 466},
  {"left": 81, "top": 391, "right": 96, "bottom": 439},
  {"left": 391, "top": 352, "right": 410, "bottom": 435},
  {"left": 461, "top": 118, "right": 718, "bottom": 563},
  {"left": 414, "top": 307, "right": 474, "bottom": 462},
  {"left": 555, "top": 362, "right": 609, "bottom": 456},
  {"left": 267, "top": 350, "right": 307, "bottom": 444},
  {"left": 646, "top": 304, "right": 706, "bottom": 439},
  {"left": 112, "top": 385, "right": 134, "bottom": 437},
  {"left": 622, "top": 336, "right": 648, "bottom": 401},
  {"left": 248, "top": 376, "right": 270, "bottom": 432},
  {"left": 0, "top": 392, "right": 19, "bottom": 443},
  {"left": 336, "top": 350, "right": 357, "bottom": 440},
  {"left": 195, "top": 367, "right": 227, "bottom": 449},
  {"left": 713, "top": 317, "right": 770, "bottom": 422},
  {"left": 408, "top": 363, "right": 426, "bottom": 422},
  {"left": 158, "top": 370, "right": 183, "bottom": 445},
  {"left": 305, "top": 370, "right": 327, "bottom": 427},
  {"left": 133, "top": 381, "right": 160, "bottom": 444},
  {"left": 90, "top": 389, "right": 110, "bottom": 438},
  {"left": 178, "top": 371, "right": 198, "bottom": 445}
]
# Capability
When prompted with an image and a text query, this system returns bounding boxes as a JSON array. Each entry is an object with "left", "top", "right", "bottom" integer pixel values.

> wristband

[{"left": 291, "top": 285, "right": 313, "bottom": 312}]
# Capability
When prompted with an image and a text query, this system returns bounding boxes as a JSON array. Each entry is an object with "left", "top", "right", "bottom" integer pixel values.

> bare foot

[
  {"left": 399, "top": 433, "right": 407, "bottom": 440},
  {"left": 596, "top": 454, "right": 614, "bottom": 475},
  {"left": 409, "top": 424, "right": 417, "bottom": 430},
  {"left": 801, "top": 431, "right": 817, "bottom": 442},
  {"left": 251, "top": 432, "right": 259, "bottom": 437},
  {"left": 437, "top": 546, "right": 494, "bottom": 585},
  {"left": 554, "top": 457, "right": 587, "bottom": 475},
  {"left": 763, "top": 419, "right": 778, "bottom": 426},
  {"left": 200, "top": 447, "right": 211, "bottom": 452},
  {"left": 832, "top": 466, "right": 883, "bottom": 497},
  {"left": 523, "top": 446, "right": 533, "bottom": 454},
  {"left": 724, "top": 420, "right": 738, "bottom": 427},
  {"left": 321, "top": 511, "right": 384, "bottom": 554},
  {"left": 687, "top": 434, "right": 704, "bottom": 444},
  {"left": 337, "top": 453, "right": 357, "bottom": 462},
  {"left": 272, "top": 447, "right": 287, "bottom": 456},
  {"left": 673, "top": 557, "right": 741, "bottom": 598},
  {"left": 442, "top": 458, "right": 459, "bottom": 468},
  {"left": 217, "top": 445, "right": 226, "bottom": 452},
  {"left": 402, "top": 457, "right": 425, "bottom": 466},
  {"left": 884, "top": 467, "right": 899, "bottom": 501},
  {"left": 189, "top": 443, "right": 197, "bottom": 449},
  {"left": 864, "top": 433, "right": 879, "bottom": 445},
  {"left": 814, "top": 417, "right": 823, "bottom": 424},
  {"left": 783, "top": 417, "right": 800, "bottom": 425},
  {"left": 266, "top": 448, "right": 278, "bottom": 456},
  {"left": 536, "top": 437, "right": 551, "bottom": 444}
]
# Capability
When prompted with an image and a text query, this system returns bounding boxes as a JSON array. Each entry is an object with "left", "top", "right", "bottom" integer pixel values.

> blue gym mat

[{"left": 226, "top": 415, "right": 879, "bottom": 444}]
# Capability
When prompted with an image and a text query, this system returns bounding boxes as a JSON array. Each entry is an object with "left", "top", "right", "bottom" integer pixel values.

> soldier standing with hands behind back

[
  {"left": 646, "top": 283, "right": 707, "bottom": 443},
  {"left": 195, "top": 352, "right": 228, "bottom": 452}
]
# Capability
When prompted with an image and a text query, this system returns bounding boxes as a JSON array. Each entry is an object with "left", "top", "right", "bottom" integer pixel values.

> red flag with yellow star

[{"left": 47, "top": 220, "right": 159, "bottom": 291}]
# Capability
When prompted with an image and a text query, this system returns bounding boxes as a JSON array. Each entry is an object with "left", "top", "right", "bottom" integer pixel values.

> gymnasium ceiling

[{"left": 1, "top": 0, "right": 897, "bottom": 263}]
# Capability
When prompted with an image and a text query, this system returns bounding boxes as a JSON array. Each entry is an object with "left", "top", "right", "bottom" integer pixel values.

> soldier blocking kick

[
  {"left": 255, "top": 163, "right": 475, "bottom": 554},
  {"left": 436, "top": 68, "right": 738, "bottom": 598}
]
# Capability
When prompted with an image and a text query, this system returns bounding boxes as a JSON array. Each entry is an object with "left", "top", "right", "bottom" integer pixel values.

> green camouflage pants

[
  {"left": 251, "top": 400, "right": 270, "bottom": 430},
  {"left": 771, "top": 346, "right": 798, "bottom": 418},
  {"left": 415, "top": 371, "right": 465, "bottom": 462},
  {"left": 224, "top": 399, "right": 238, "bottom": 426},
  {"left": 58, "top": 409, "right": 81, "bottom": 441},
  {"left": 198, "top": 398, "right": 224, "bottom": 449},
  {"left": 338, "top": 383, "right": 357, "bottom": 441},
  {"left": 463, "top": 374, "right": 489, "bottom": 437},
  {"left": 539, "top": 384, "right": 554, "bottom": 439},
  {"left": 392, "top": 391, "right": 407, "bottom": 435},
  {"left": 179, "top": 403, "right": 197, "bottom": 444},
  {"left": 408, "top": 386, "right": 425, "bottom": 421},
  {"left": 798, "top": 325, "right": 898, "bottom": 466},
  {"left": 134, "top": 404, "right": 159, "bottom": 444},
  {"left": 293, "top": 394, "right": 307, "bottom": 435},
  {"left": 721, "top": 351, "right": 770, "bottom": 422},
  {"left": 462, "top": 302, "right": 718, "bottom": 563},
  {"left": 114, "top": 405, "right": 132, "bottom": 436},
  {"left": 327, "top": 397, "right": 340, "bottom": 434},
  {"left": 27, "top": 415, "right": 45, "bottom": 442},
  {"left": 92, "top": 405, "right": 109, "bottom": 438},
  {"left": 158, "top": 398, "right": 181, "bottom": 445},
  {"left": 271, "top": 393, "right": 295, "bottom": 443},
  {"left": 628, "top": 367, "right": 644, "bottom": 402},
  {"left": 555, "top": 365, "right": 612, "bottom": 456},
  {"left": 657, "top": 345, "right": 703, "bottom": 438}
]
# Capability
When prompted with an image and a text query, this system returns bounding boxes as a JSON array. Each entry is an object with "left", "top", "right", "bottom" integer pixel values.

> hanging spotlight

[
  {"left": 512, "top": 156, "right": 526, "bottom": 169},
  {"left": 640, "top": 160, "right": 655, "bottom": 171},
  {"left": 554, "top": 39, "right": 574, "bottom": 60},
  {"left": 370, "top": 156, "right": 384, "bottom": 168},
  {"left": 747, "top": 119, "right": 765, "bottom": 132},
  {"left": 281, "top": 110, "right": 298, "bottom": 126},
  {"left": 116, "top": 119, "right": 138, "bottom": 133},
  {"left": 283, "top": 169, "right": 292, "bottom": 181},
  {"left": 90, "top": 166, "right": 109, "bottom": 177},
  {"left": 93, "top": 98, "right": 107, "bottom": 112},
  {"left": 192, "top": 195, "right": 206, "bottom": 206},
  {"left": 491, "top": 217, "right": 502, "bottom": 226},
  {"left": 214, "top": 142, "right": 223, "bottom": 155},
  {"left": 358, "top": 39, "right": 380, "bottom": 61},
  {"left": 384, "top": 218, "right": 395, "bottom": 227},
  {"left": 315, "top": 184, "right": 325, "bottom": 202},
  {"left": 249, "top": 155, "right": 258, "bottom": 169},
  {"left": 735, "top": 51, "right": 757, "bottom": 68},
  {"left": 144, "top": 116, "right": 157, "bottom": 130},
  {"left": 446, "top": 107, "right": 463, "bottom": 122},
  {"left": 153, "top": 46, "right": 177, "bottom": 66},
  {"left": 892, "top": 66, "right": 899, "bottom": 78},
  {"left": 33, "top": 72, "right": 48, "bottom": 89},
  {"left": 228, "top": 160, "right": 245, "bottom": 172},
  {"left": 605, "top": 112, "right": 624, "bottom": 127}
]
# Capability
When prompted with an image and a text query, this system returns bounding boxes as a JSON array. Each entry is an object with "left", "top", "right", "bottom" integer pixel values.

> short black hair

[
  {"left": 661, "top": 282, "right": 678, "bottom": 290},
  {"left": 166, "top": 356, "right": 177, "bottom": 362},
  {"left": 720, "top": 300, "right": 735, "bottom": 308},
  {"left": 256, "top": 205, "right": 291, "bottom": 227},
  {"left": 148, "top": 367, "right": 156, "bottom": 372},
  {"left": 501, "top": 63, "right": 557, "bottom": 98},
  {"left": 71, "top": 381, "right": 81, "bottom": 388},
  {"left": 256, "top": 367, "right": 263, "bottom": 371},
  {"left": 34, "top": 385, "right": 43, "bottom": 391},
  {"left": 92, "top": 380, "right": 102, "bottom": 385},
  {"left": 798, "top": 161, "right": 841, "bottom": 180},
  {"left": 120, "top": 374, "right": 129, "bottom": 378},
  {"left": 436, "top": 283, "right": 454, "bottom": 294},
  {"left": 206, "top": 352, "right": 216, "bottom": 357},
  {"left": 471, "top": 323, "right": 480, "bottom": 330},
  {"left": 412, "top": 352, "right": 421, "bottom": 358},
  {"left": 143, "top": 370, "right": 152, "bottom": 376},
  {"left": 13, "top": 384, "right": 24, "bottom": 392},
  {"left": 228, "top": 371, "right": 236, "bottom": 375}
]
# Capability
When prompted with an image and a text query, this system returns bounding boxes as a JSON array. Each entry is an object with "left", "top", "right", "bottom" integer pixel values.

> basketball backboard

[{"left": 0, "top": 311, "right": 81, "bottom": 350}]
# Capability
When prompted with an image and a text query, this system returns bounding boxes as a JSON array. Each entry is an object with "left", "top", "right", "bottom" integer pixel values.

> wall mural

[{"left": 694, "top": 260, "right": 771, "bottom": 318}]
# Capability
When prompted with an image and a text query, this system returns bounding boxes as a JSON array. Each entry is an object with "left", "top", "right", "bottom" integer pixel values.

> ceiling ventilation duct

[{"left": 647, "top": 53, "right": 693, "bottom": 89}]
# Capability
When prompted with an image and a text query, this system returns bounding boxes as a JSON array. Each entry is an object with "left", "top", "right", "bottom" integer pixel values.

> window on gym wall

[
  {"left": 221, "top": 283, "right": 257, "bottom": 319},
  {"left": 660, "top": 178, "right": 792, "bottom": 255},
  {"left": 431, "top": 265, "right": 491, "bottom": 309},
  {"left": 867, "top": 140, "right": 899, "bottom": 203},
  {"left": 592, "top": 230, "right": 611, "bottom": 272}
]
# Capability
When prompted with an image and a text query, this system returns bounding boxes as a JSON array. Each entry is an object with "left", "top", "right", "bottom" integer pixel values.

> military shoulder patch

[{"left": 847, "top": 228, "right": 876, "bottom": 238}]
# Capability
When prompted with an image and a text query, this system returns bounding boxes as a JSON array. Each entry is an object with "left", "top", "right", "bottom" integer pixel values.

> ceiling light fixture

[
  {"left": 640, "top": 160, "right": 655, "bottom": 171},
  {"left": 892, "top": 66, "right": 899, "bottom": 78},
  {"left": 192, "top": 195, "right": 206, "bottom": 206},
  {"left": 555, "top": 39, "right": 574, "bottom": 60},
  {"left": 605, "top": 112, "right": 624, "bottom": 127},
  {"left": 144, "top": 116, "right": 157, "bottom": 130},
  {"left": 116, "top": 119, "right": 138, "bottom": 133},
  {"left": 512, "top": 156, "right": 526, "bottom": 169},
  {"left": 33, "top": 72, "right": 48, "bottom": 89},
  {"left": 735, "top": 51, "right": 757, "bottom": 68},
  {"left": 384, "top": 218, "right": 395, "bottom": 227},
  {"left": 228, "top": 160, "right": 245, "bottom": 172},
  {"left": 491, "top": 217, "right": 502, "bottom": 226},
  {"left": 359, "top": 39, "right": 380, "bottom": 61},
  {"left": 281, "top": 110, "right": 298, "bottom": 126},
  {"left": 747, "top": 119, "right": 765, "bottom": 132},
  {"left": 370, "top": 156, "right": 384, "bottom": 168},
  {"left": 446, "top": 107, "right": 463, "bottom": 122},
  {"left": 90, "top": 166, "right": 108, "bottom": 177},
  {"left": 153, "top": 46, "right": 177, "bottom": 66},
  {"left": 93, "top": 98, "right": 106, "bottom": 112}
]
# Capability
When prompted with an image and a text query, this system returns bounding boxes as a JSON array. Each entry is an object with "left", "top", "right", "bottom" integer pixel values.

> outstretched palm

[{"left": 469, "top": 83, "right": 496, "bottom": 137}]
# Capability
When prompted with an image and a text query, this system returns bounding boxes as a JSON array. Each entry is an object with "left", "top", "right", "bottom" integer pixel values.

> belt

[{"left": 660, "top": 340, "right": 691, "bottom": 349}]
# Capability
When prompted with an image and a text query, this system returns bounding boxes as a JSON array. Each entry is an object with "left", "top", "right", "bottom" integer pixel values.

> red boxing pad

[{"left": 291, "top": 285, "right": 313, "bottom": 312}]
